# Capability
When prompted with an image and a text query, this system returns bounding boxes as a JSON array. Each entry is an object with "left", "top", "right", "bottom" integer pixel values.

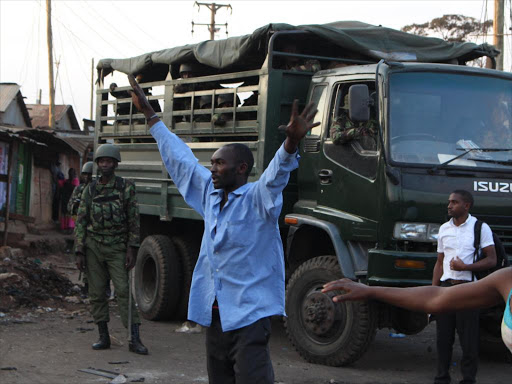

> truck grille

[{"left": 304, "top": 135, "right": 320, "bottom": 152}]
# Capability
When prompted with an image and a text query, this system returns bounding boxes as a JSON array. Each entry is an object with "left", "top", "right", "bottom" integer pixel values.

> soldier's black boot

[
  {"left": 129, "top": 323, "right": 148, "bottom": 355},
  {"left": 92, "top": 321, "right": 111, "bottom": 350}
]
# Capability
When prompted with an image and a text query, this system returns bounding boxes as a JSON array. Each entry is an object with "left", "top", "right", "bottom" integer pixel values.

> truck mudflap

[
  {"left": 285, "top": 213, "right": 356, "bottom": 280},
  {"left": 367, "top": 249, "right": 438, "bottom": 287}
]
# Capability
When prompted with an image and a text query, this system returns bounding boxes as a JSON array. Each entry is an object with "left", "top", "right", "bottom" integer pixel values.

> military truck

[{"left": 95, "top": 22, "right": 511, "bottom": 365}]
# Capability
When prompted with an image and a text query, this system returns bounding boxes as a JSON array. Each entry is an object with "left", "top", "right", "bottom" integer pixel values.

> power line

[
  {"left": 18, "top": 6, "right": 37, "bottom": 85},
  {"left": 33, "top": 0, "right": 106, "bottom": 57},
  {"left": 61, "top": 51, "right": 83, "bottom": 123},
  {"left": 36, "top": 0, "right": 41, "bottom": 99},
  {"left": 60, "top": 23, "right": 91, "bottom": 82},
  {"left": 58, "top": 1, "right": 128, "bottom": 57},
  {"left": 107, "top": 0, "right": 169, "bottom": 48},
  {"left": 80, "top": 0, "right": 146, "bottom": 54}
]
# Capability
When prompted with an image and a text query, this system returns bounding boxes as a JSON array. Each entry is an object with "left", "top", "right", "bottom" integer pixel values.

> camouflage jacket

[
  {"left": 74, "top": 176, "right": 140, "bottom": 254},
  {"left": 330, "top": 114, "right": 377, "bottom": 146},
  {"left": 67, "top": 182, "right": 87, "bottom": 216}
]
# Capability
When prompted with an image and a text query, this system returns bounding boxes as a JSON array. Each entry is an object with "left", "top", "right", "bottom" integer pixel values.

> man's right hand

[
  {"left": 127, "top": 74, "right": 157, "bottom": 121},
  {"left": 76, "top": 253, "right": 86, "bottom": 272},
  {"left": 283, "top": 99, "right": 320, "bottom": 153}
]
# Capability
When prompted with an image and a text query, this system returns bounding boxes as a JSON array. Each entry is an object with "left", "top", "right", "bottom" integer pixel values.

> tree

[{"left": 402, "top": 14, "right": 493, "bottom": 43}]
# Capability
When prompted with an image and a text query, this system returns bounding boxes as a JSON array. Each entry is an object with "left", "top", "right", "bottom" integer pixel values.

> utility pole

[
  {"left": 90, "top": 58, "right": 94, "bottom": 120},
  {"left": 46, "top": 0, "right": 55, "bottom": 129},
  {"left": 192, "top": 2, "right": 232, "bottom": 40},
  {"left": 494, "top": 0, "right": 504, "bottom": 70}
]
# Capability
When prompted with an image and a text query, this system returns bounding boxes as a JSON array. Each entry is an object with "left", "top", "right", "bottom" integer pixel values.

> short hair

[
  {"left": 223, "top": 143, "right": 254, "bottom": 177},
  {"left": 451, "top": 189, "right": 474, "bottom": 208}
]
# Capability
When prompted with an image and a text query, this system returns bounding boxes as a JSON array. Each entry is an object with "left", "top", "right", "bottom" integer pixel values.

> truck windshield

[{"left": 389, "top": 72, "right": 512, "bottom": 170}]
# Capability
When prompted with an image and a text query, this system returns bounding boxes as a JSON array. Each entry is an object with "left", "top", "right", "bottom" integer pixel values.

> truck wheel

[
  {"left": 171, "top": 236, "right": 199, "bottom": 320},
  {"left": 135, "top": 235, "right": 182, "bottom": 320},
  {"left": 284, "top": 256, "right": 377, "bottom": 366}
]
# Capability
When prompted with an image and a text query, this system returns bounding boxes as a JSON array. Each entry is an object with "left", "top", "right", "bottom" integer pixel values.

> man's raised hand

[
  {"left": 284, "top": 99, "right": 320, "bottom": 153},
  {"left": 127, "top": 74, "right": 157, "bottom": 121}
]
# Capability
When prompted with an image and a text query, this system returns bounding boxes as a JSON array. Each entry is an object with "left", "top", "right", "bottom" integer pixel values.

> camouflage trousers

[{"left": 85, "top": 237, "right": 140, "bottom": 327}]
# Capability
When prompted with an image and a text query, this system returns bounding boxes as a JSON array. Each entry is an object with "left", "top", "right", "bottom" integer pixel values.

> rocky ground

[{"left": 0, "top": 233, "right": 511, "bottom": 384}]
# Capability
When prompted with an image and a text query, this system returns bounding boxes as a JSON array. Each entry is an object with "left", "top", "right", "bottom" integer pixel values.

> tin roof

[
  {"left": 0, "top": 83, "right": 21, "bottom": 113},
  {"left": 26, "top": 104, "right": 80, "bottom": 131},
  {"left": 0, "top": 83, "right": 32, "bottom": 128},
  {"left": 57, "top": 134, "right": 94, "bottom": 157}
]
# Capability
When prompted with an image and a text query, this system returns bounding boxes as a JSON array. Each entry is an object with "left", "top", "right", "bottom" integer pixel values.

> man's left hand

[
  {"left": 450, "top": 256, "right": 466, "bottom": 271},
  {"left": 283, "top": 100, "right": 320, "bottom": 153},
  {"left": 126, "top": 247, "right": 137, "bottom": 270}
]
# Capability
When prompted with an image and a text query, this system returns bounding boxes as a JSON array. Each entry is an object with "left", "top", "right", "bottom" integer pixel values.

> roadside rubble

[{"left": 0, "top": 245, "right": 85, "bottom": 321}]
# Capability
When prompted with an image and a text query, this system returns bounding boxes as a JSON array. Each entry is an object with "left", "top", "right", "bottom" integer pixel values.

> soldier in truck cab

[
  {"left": 330, "top": 93, "right": 377, "bottom": 150},
  {"left": 128, "top": 73, "right": 319, "bottom": 384}
]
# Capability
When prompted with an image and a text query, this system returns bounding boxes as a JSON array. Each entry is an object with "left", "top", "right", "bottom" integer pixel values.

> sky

[{"left": 0, "top": 0, "right": 510, "bottom": 127}]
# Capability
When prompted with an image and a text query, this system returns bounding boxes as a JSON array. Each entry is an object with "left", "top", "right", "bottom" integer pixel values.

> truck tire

[
  {"left": 171, "top": 236, "right": 199, "bottom": 320},
  {"left": 135, "top": 235, "right": 183, "bottom": 320},
  {"left": 284, "top": 256, "right": 377, "bottom": 366}
]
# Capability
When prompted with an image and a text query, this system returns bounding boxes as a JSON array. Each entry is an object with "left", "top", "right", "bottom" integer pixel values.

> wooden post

[
  {"left": 193, "top": 2, "right": 231, "bottom": 40},
  {"left": 209, "top": 3, "right": 216, "bottom": 40},
  {"left": 46, "top": 0, "right": 55, "bottom": 129},
  {"left": 3, "top": 142, "right": 14, "bottom": 246},
  {"left": 494, "top": 0, "right": 504, "bottom": 71},
  {"left": 90, "top": 58, "right": 94, "bottom": 120}
]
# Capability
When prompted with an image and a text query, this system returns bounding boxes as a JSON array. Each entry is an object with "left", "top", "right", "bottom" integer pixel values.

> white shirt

[{"left": 437, "top": 214, "right": 494, "bottom": 282}]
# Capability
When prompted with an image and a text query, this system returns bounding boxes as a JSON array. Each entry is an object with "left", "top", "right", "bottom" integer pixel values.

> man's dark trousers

[
  {"left": 206, "top": 307, "right": 274, "bottom": 384},
  {"left": 435, "top": 281, "right": 479, "bottom": 384}
]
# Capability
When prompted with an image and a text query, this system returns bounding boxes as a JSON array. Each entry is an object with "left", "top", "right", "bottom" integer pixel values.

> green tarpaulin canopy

[{"left": 97, "top": 21, "right": 498, "bottom": 82}]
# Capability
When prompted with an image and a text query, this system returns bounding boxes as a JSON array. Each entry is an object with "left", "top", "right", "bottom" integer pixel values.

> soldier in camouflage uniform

[
  {"left": 68, "top": 161, "right": 93, "bottom": 292},
  {"left": 330, "top": 94, "right": 377, "bottom": 150},
  {"left": 67, "top": 161, "right": 93, "bottom": 218},
  {"left": 75, "top": 144, "right": 148, "bottom": 355}
]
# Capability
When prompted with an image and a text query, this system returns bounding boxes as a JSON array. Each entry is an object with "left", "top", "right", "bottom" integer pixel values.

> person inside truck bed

[
  {"left": 330, "top": 93, "right": 377, "bottom": 150},
  {"left": 174, "top": 63, "right": 221, "bottom": 123},
  {"left": 109, "top": 74, "right": 161, "bottom": 124},
  {"left": 277, "top": 42, "right": 321, "bottom": 72},
  {"left": 128, "top": 73, "right": 319, "bottom": 384},
  {"left": 211, "top": 93, "right": 241, "bottom": 126}
]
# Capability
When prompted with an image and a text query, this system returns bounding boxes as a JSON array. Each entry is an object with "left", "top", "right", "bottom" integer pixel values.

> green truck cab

[{"left": 95, "top": 23, "right": 511, "bottom": 366}]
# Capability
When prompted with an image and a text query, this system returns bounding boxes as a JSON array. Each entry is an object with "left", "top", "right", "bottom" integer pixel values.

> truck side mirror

[{"left": 349, "top": 84, "right": 370, "bottom": 122}]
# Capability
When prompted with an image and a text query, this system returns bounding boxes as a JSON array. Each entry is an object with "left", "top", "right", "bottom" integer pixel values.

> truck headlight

[{"left": 393, "top": 222, "right": 440, "bottom": 243}]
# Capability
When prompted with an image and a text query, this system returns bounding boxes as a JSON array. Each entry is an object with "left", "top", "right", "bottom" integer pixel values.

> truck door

[{"left": 317, "top": 81, "right": 380, "bottom": 239}]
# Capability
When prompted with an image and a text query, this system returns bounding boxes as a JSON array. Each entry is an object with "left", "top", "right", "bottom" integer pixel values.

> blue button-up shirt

[{"left": 150, "top": 121, "right": 299, "bottom": 331}]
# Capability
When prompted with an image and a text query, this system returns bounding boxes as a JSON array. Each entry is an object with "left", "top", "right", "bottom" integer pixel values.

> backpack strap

[
  {"left": 473, "top": 219, "right": 483, "bottom": 257},
  {"left": 472, "top": 219, "right": 483, "bottom": 281}
]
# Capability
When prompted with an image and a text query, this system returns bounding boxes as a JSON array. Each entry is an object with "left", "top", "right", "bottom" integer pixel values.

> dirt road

[{"left": 1, "top": 249, "right": 510, "bottom": 384}]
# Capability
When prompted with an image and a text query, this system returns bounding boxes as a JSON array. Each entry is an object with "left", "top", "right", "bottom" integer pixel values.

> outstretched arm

[
  {"left": 127, "top": 74, "right": 210, "bottom": 217},
  {"left": 322, "top": 268, "right": 509, "bottom": 314},
  {"left": 252, "top": 100, "right": 320, "bottom": 218}
]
